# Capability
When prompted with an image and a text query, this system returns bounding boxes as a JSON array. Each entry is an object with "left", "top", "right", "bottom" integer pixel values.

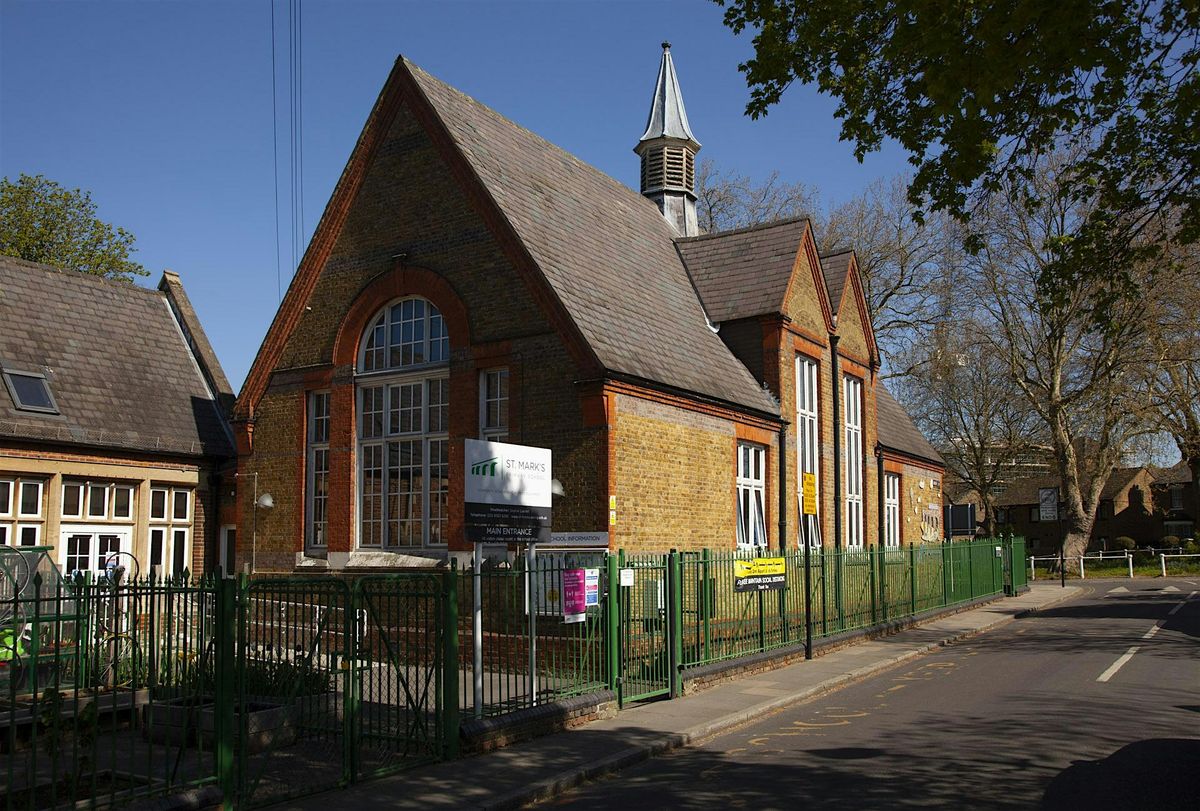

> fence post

[
  {"left": 214, "top": 575, "right": 236, "bottom": 807},
  {"left": 909, "top": 543, "right": 917, "bottom": 616},
  {"left": 701, "top": 548, "right": 712, "bottom": 664},
  {"left": 668, "top": 550, "right": 684, "bottom": 698},
  {"left": 941, "top": 541, "right": 950, "bottom": 607},
  {"left": 868, "top": 544, "right": 878, "bottom": 625},
  {"left": 1161, "top": 553, "right": 1167, "bottom": 577},
  {"left": 879, "top": 543, "right": 888, "bottom": 621},
  {"left": 1079, "top": 555, "right": 1086, "bottom": 580},
  {"left": 442, "top": 563, "right": 460, "bottom": 760},
  {"left": 605, "top": 552, "right": 620, "bottom": 692},
  {"left": 1127, "top": 552, "right": 1134, "bottom": 579}
]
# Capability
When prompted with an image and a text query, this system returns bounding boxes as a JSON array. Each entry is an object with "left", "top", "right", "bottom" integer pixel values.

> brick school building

[{"left": 231, "top": 46, "right": 943, "bottom": 573}]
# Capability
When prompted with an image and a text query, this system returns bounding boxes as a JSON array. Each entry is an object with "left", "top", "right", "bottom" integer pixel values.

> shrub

[
  {"left": 1111, "top": 536, "right": 1136, "bottom": 551},
  {"left": 1184, "top": 540, "right": 1200, "bottom": 555},
  {"left": 1159, "top": 535, "right": 1181, "bottom": 549}
]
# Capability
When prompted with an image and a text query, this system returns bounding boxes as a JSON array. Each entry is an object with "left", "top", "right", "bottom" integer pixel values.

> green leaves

[
  {"left": 0, "top": 174, "right": 147, "bottom": 281},
  {"left": 718, "top": 0, "right": 1200, "bottom": 321}
]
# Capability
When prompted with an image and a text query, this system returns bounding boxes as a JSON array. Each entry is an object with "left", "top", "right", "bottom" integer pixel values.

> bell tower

[{"left": 635, "top": 42, "right": 701, "bottom": 236}]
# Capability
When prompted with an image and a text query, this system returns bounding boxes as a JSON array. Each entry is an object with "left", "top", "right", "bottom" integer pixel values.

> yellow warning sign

[{"left": 802, "top": 473, "right": 817, "bottom": 515}]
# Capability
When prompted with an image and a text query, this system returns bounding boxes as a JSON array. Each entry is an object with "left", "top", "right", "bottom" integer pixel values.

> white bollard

[
  {"left": 1127, "top": 552, "right": 1133, "bottom": 579},
  {"left": 1080, "top": 555, "right": 1085, "bottom": 579},
  {"left": 1161, "top": 553, "right": 1167, "bottom": 578}
]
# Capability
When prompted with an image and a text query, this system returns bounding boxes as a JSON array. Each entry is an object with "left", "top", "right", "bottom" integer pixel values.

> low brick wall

[{"left": 461, "top": 690, "right": 618, "bottom": 754}]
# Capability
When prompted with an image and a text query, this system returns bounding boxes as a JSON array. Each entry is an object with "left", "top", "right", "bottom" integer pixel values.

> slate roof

[
  {"left": 1152, "top": 461, "right": 1192, "bottom": 485},
  {"left": 876, "top": 384, "right": 943, "bottom": 465},
  {"left": 0, "top": 256, "right": 233, "bottom": 458},
  {"left": 820, "top": 250, "right": 854, "bottom": 314},
  {"left": 676, "top": 218, "right": 808, "bottom": 324},
  {"left": 407, "top": 60, "right": 778, "bottom": 416},
  {"left": 993, "top": 467, "right": 1147, "bottom": 507}
]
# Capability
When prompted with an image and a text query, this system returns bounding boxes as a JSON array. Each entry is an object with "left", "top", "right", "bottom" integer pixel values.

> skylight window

[{"left": 2, "top": 368, "right": 59, "bottom": 414}]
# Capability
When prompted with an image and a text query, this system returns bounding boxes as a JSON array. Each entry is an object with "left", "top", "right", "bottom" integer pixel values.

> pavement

[{"left": 280, "top": 583, "right": 1080, "bottom": 811}]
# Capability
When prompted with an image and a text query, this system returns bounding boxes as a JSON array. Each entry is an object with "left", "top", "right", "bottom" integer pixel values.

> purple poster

[{"left": 562, "top": 568, "right": 587, "bottom": 623}]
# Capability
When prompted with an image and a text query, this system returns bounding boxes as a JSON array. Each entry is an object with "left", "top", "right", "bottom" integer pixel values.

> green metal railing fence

[
  {"left": 2, "top": 537, "right": 1025, "bottom": 808},
  {"left": 456, "top": 556, "right": 607, "bottom": 718}
]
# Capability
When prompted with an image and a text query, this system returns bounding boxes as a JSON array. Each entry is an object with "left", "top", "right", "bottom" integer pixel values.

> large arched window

[{"left": 356, "top": 298, "right": 450, "bottom": 549}]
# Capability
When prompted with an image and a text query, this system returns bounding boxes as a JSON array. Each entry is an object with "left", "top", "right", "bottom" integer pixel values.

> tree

[
  {"left": 897, "top": 319, "right": 1044, "bottom": 537},
  {"left": 0, "top": 174, "right": 146, "bottom": 280},
  {"left": 694, "top": 158, "right": 817, "bottom": 233},
  {"left": 816, "top": 176, "right": 958, "bottom": 378},
  {"left": 719, "top": 1, "right": 1200, "bottom": 312},
  {"left": 972, "top": 153, "right": 1159, "bottom": 561},
  {"left": 1144, "top": 245, "right": 1200, "bottom": 525}
]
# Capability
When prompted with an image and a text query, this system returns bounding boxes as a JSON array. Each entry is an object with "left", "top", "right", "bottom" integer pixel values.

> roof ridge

[
  {"left": 819, "top": 247, "right": 855, "bottom": 259},
  {"left": 675, "top": 215, "right": 809, "bottom": 243},
  {"left": 0, "top": 254, "right": 164, "bottom": 298}
]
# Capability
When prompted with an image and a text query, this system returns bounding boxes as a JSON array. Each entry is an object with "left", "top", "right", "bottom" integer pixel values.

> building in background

[
  {"left": 232, "top": 46, "right": 943, "bottom": 573},
  {"left": 0, "top": 256, "right": 235, "bottom": 578}
]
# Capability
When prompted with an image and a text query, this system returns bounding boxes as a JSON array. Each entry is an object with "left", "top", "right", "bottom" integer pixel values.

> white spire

[{"left": 639, "top": 42, "right": 700, "bottom": 149}]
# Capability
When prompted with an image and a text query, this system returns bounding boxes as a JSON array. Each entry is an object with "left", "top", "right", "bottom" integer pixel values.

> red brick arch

[{"left": 332, "top": 264, "right": 471, "bottom": 367}]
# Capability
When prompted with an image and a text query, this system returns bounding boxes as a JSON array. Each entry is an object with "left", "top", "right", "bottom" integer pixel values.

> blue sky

[{"left": 1, "top": 0, "right": 910, "bottom": 390}]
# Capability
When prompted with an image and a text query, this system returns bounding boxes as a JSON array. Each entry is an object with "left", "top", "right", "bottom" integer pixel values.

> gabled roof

[
  {"left": 239, "top": 57, "right": 779, "bottom": 419},
  {"left": 819, "top": 250, "right": 854, "bottom": 314},
  {"left": 1152, "top": 461, "right": 1192, "bottom": 485},
  {"left": 676, "top": 217, "right": 809, "bottom": 324},
  {"left": 0, "top": 256, "right": 233, "bottom": 458},
  {"left": 876, "top": 385, "right": 943, "bottom": 466}
]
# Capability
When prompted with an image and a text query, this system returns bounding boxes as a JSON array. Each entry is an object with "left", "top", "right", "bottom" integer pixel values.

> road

[{"left": 542, "top": 577, "right": 1200, "bottom": 810}]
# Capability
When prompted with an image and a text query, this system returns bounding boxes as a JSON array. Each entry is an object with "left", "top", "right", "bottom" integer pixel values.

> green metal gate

[
  {"left": 613, "top": 553, "right": 677, "bottom": 706},
  {"left": 236, "top": 573, "right": 456, "bottom": 807}
]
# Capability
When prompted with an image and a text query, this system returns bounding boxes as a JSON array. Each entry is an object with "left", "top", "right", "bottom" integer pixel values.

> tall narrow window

[
  {"left": 795, "top": 355, "right": 820, "bottom": 542},
  {"left": 0, "top": 479, "right": 10, "bottom": 517},
  {"left": 87, "top": 483, "right": 110, "bottom": 518},
  {"left": 7, "top": 478, "right": 45, "bottom": 549},
  {"left": 148, "top": 486, "right": 193, "bottom": 578},
  {"left": 357, "top": 298, "right": 450, "bottom": 549},
  {"left": 306, "top": 391, "right": 331, "bottom": 550},
  {"left": 843, "top": 376, "right": 864, "bottom": 549},
  {"left": 736, "top": 442, "right": 768, "bottom": 548},
  {"left": 884, "top": 473, "right": 900, "bottom": 548},
  {"left": 480, "top": 369, "right": 509, "bottom": 441}
]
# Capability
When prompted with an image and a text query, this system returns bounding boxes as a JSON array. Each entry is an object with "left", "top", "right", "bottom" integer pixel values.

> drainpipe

[
  {"left": 831, "top": 333, "right": 842, "bottom": 551},
  {"left": 876, "top": 443, "right": 885, "bottom": 547},
  {"left": 779, "top": 423, "right": 788, "bottom": 551}
]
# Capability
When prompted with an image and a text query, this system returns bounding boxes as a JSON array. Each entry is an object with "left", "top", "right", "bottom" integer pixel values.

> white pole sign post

[{"left": 464, "top": 438, "right": 552, "bottom": 708}]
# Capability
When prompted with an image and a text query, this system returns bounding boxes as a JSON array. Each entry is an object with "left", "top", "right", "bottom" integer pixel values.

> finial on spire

[{"left": 662, "top": 41, "right": 671, "bottom": 50}]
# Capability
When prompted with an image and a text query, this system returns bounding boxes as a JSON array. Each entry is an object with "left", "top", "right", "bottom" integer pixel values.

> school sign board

[
  {"left": 464, "top": 439, "right": 552, "bottom": 543},
  {"left": 733, "top": 557, "right": 786, "bottom": 593}
]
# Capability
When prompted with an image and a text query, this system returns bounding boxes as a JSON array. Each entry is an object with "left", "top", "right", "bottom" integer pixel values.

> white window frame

[
  {"left": 171, "top": 528, "right": 190, "bottom": 577},
  {"left": 59, "top": 524, "right": 133, "bottom": 575},
  {"left": 884, "top": 473, "right": 901, "bottom": 548},
  {"left": 150, "top": 487, "right": 168, "bottom": 521},
  {"left": 219, "top": 525, "right": 236, "bottom": 574},
  {"left": 18, "top": 480, "right": 44, "bottom": 518},
  {"left": 306, "top": 391, "right": 331, "bottom": 550},
  {"left": 0, "top": 478, "right": 12, "bottom": 517},
  {"left": 0, "top": 525, "right": 8, "bottom": 546},
  {"left": 736, "top": 442, "right": 768, "bottom": 548},
  {"left": 87, "top": 483, "right": 111, "bottom": 519},
  {"left": 18, "top": 523, "right": 41, "bottom": 547},
  {"left": 480, "top": 368, "right": 509, "bottom": 442},
  {"left": 356, "top": 297, "right": 451, "bottom": 551},
  {"left": 112, "top": 485, "right": 134, "bottom": 520},
  {"left": 843, "top": 376, "right": 864, "bottom": 549},
  {"left": 795, "top": 355, "right": 820, "bottom": 541},
  {"left": 1170, "top": 485, "right": 1184, "bottom": 511},
  {"left": 172, "top": 490, "right": 191, "bottom": 522},
  {"left": 61, "top": 482, "right": 84, "bottom": 519}
]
